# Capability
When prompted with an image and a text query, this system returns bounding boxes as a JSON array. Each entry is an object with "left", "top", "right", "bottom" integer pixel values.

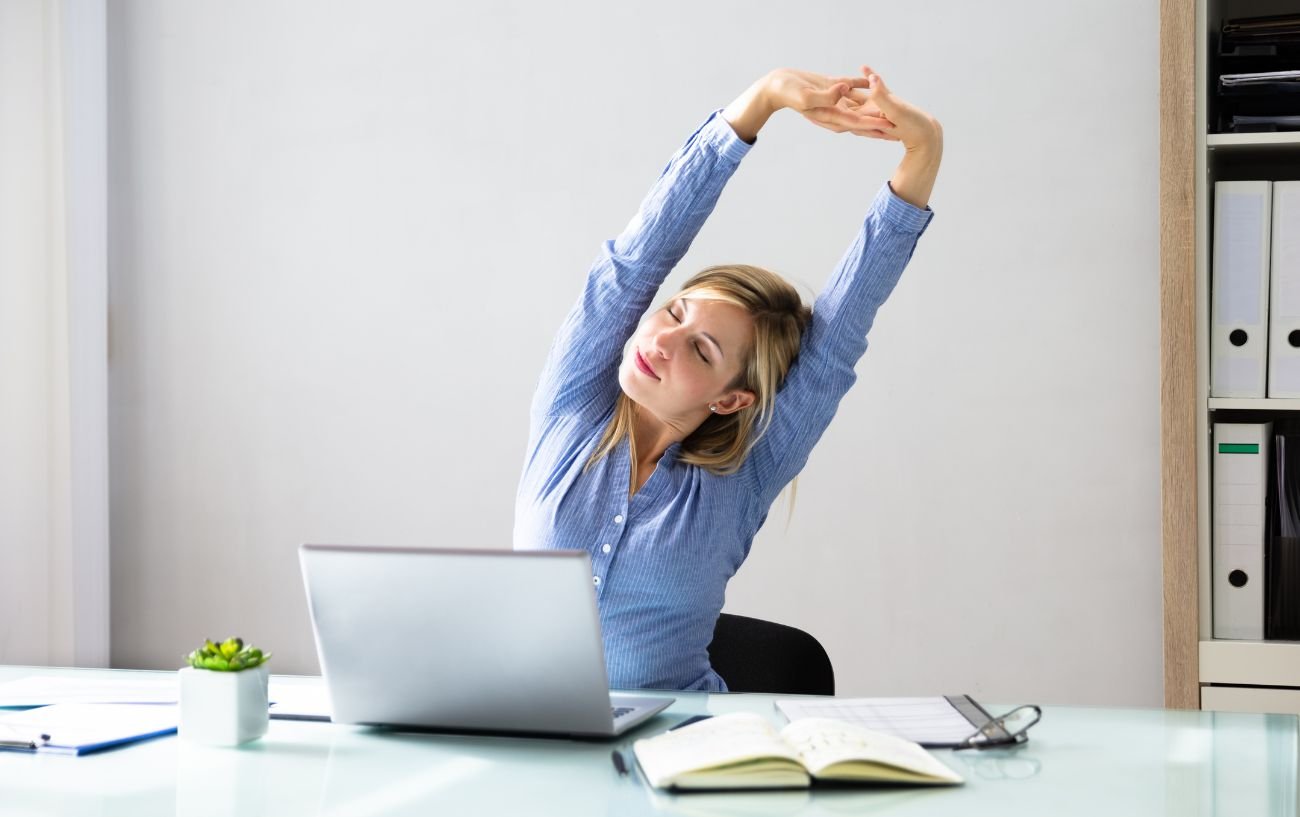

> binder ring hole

[
  {"left": 1229, "top": 569, "right": 1249, "bottom": 588},
  {"left": 1290, "top": 330, "right": 1300, "bottom": 348},
  {"left": 1230, "top": 329, "right": 1249, "bottom": 347}
]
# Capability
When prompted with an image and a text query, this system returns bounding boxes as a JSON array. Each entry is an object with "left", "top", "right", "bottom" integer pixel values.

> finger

[
  {"left": 804, "top": 109, "right": 862, "bottom": 134},
  {"left": 806, "top": 107, "right": 894, "bottom": 139},
  {"left": 805, "top": 105, "right": 867, "bottom": 128},
  {"left": 845, "top": 117, "right": 897, "bottom": 138},
  {"left": 842, "top": 96, "right": 888, "bottom": 119},
  {"left": 799, "top": 81, "right": 849, "bottom": 109},
  {"left": 812, "top": 103, "right": 895, "bottom": 131},
  {"left": 807, "top": 116, "right": 849, "bottom": 134},
  {"left": 844, "top": 88, "right": 871, "bottom": 105},
  {"left": 849, "top": 122, "right": 897, "bottom": 139},
  {"left": 835, "top": 75, "right": 873, "bottom": 90}
]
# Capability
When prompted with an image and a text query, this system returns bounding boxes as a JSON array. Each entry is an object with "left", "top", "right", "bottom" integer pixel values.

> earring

[{"left": 709, "top": 404, "right": 717, "bottom": 412}]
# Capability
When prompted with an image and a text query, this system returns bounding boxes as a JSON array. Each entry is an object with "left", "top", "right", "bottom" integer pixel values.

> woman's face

[{"left": 618, "top": 294, "right": 756, "bottom": 430}]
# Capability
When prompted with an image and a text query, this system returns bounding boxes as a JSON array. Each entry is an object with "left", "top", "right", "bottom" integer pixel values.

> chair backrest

[{"left": 707, "top": 613, "right": 834, "bottom": 695}]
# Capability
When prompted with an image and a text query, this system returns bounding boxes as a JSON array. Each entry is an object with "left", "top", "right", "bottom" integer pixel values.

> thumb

[
  {"left": 866, "top": 72, "right": 894, "bottom": 111},
  {"left": 804, "top": 81, "right": 848, "bottom": 109}
]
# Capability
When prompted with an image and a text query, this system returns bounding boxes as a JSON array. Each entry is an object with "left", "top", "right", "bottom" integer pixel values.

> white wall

[
  {"left": 0, "top": 0, "right": 55, "bottom": 665},
  {"left": 107, "top": 0, "right": 1161, "bottom": 705}
]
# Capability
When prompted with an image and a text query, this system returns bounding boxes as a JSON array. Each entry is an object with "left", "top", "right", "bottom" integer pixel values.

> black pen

[{"left": 611, "top": 749, "right": 629, "bottom": 777}]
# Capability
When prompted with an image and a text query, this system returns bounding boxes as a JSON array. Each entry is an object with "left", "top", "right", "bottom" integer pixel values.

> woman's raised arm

[{"left": 739, "top": 68, "right": 941, "bottom": 504}]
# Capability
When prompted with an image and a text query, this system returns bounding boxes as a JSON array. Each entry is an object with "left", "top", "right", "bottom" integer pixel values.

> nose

[{"left": 648, "top": 323, "right": 685, "bottom": 359}]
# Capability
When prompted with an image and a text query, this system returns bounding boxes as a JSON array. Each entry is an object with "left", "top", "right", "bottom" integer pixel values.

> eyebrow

[{"left": 680, "top": 298, "right": 724, "bottom": 360}]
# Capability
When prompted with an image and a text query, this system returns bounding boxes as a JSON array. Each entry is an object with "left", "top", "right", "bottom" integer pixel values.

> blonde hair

[{"left": 587, "top": 264, "right": 812, "bottom": 493}]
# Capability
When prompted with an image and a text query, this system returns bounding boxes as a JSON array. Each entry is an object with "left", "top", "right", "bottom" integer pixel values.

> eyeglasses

[{"left": 953, "top": 704, "right": 1042, "bottom": 751}]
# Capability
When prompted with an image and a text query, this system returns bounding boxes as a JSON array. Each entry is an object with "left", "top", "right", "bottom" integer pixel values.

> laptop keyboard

[{"left": 611, "top": 706, "right": 634, "bottom": 720}]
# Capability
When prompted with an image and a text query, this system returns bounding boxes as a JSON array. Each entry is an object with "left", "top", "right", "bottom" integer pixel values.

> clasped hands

[{"left": 762, "top": 65, "right": 942, "bottom": 154}]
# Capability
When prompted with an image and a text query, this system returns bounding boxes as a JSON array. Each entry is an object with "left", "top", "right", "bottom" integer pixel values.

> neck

[{"left": 629, "top": 402, "right": 694, "bottom": 468}]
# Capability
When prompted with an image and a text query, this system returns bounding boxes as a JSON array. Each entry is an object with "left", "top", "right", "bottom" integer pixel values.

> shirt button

[
  {"left": 614, "top": 515, "right": 624, "bottom": 524},
  {"left": 593, "top": 576, "right": 601, "bottom": 586},
  {"left": 602, "top": 544, "right": 611, "bottom": 554}
]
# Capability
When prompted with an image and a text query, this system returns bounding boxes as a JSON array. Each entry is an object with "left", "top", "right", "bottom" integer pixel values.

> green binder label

[{"left": 1219, "top": 443, "right": 1260, "bottom": 454}]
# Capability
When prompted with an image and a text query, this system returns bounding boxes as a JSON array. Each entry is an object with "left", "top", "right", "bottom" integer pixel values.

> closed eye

[{"left": 669, "top": 302, "right": 712, "bottom": 365}]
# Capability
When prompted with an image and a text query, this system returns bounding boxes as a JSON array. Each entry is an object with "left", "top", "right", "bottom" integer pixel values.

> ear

[{"left": 712, "top": 389, "right": 756, "bottom": 416}]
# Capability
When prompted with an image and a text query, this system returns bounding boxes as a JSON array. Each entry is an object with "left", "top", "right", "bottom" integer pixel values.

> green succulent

[{"left": 185, "top": 637, "right": 271, "bottom": 672}]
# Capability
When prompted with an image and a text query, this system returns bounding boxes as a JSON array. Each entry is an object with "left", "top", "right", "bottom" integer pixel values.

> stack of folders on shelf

[
  {"left": 1211, "top": 180, "right": 1300, "bottom": 399},
  {"left": 1216, "top": 14, "right": 1300, "bottom": 133},
  {"left": 1213, "top": 421, "right": 1300, "bottom": 640}
]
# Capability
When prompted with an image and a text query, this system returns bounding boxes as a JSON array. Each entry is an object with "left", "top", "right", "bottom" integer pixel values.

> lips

[{"left": 634, "top": 349, "right": 660, "bottom": 380}]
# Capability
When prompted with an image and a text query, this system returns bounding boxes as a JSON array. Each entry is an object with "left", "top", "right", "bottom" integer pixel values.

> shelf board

[
  {"left": 1209, "top": 398, "right": 1300, "bottom": 411},
  {"left": 1208, "top": 132, "right": 1300, "bottom": 151},
  {"left": 1201, "top": 640, "right": 1300, "bottom": 686}
]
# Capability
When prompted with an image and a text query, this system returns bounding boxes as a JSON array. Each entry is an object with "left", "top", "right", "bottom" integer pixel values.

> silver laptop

[{"left": 299, "top": 544, "right": 674, "bottom": 738}]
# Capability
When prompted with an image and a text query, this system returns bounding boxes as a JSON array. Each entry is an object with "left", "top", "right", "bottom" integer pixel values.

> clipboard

[
  {"left": 0, "top": 703, "right": 178, "bottom": 755},
  {"left": 773, "top": 694, "right": 1005, "bottom": 748}
]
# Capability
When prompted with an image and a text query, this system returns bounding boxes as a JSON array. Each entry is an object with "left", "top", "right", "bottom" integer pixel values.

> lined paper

[{"left": 775, "top": 697, "right": 979, "bottom": 747}]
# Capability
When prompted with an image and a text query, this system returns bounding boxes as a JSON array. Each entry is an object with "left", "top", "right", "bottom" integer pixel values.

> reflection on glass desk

[{"left": 0, "top": 665, "right": 1296, "bottom": 816}]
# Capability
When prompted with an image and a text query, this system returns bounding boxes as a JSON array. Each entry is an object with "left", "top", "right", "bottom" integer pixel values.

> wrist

[
  {"left": 753, "top": 71, "right": 783, "bottom": 115},
  {"left": 722, "top": 78, "right": 779, "bottom": 144},
  {"left": 903, "top": 119, "right": 944, "bottom": 158}
]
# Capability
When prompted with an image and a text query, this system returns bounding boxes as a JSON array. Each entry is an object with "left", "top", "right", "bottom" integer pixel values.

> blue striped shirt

[{"left": 513, "top": 109, "right": 934, "bottom": 691}]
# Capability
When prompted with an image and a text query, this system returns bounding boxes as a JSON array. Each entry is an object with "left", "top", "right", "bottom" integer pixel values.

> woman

[{"left": 514, "top": 66, "right": 942, "bottom": 691}]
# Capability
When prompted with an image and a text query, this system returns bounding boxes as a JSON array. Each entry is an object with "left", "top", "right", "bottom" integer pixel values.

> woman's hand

[{"left": 843, "top": 66, "right": 943, "bottom": 154}]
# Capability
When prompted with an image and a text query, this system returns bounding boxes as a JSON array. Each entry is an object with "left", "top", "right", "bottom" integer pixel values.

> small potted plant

[{"left": 178, "top": 637, "right": 272, "bottom": 746}]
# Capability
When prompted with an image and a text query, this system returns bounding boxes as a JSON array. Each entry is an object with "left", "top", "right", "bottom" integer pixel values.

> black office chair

[{"left": 707, "top": 613, "right": 834, "bottom": 695}]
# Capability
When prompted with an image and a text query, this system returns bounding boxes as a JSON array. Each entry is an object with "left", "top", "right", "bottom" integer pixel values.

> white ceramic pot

[{"left": 178, "top": 665, "right": 269, "bottom": 746}]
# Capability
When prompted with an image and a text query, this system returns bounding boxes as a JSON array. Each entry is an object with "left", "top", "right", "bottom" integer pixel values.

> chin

[
  {"left": 616, "top": 362, "right": 638, "bottom": 397},
  {"left": 616, "top": 364, "right": 659, "bottom": 413}
]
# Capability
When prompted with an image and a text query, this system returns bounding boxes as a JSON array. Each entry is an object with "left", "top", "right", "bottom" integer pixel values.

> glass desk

[{"left": 0, "top": 665, "right": 1296, "bottom": 816}]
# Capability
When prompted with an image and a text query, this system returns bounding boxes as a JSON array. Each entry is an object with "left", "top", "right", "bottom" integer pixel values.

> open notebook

[{"left": 632, "top": 712, "right": 963, "bottom": 791}]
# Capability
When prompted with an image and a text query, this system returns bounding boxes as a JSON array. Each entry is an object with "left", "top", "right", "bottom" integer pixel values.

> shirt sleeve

[
  {"left": 740, "top": 181, "right": 935, "bottom": 509},
  {"left": 529, "top": 110, "right": 753, "bottom": 425}
]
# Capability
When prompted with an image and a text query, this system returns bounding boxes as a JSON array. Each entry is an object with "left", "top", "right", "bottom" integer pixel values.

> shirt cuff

[
  {"left": 873, "top": 181, "right": 935, "bottom": 236},
  {"left": 700, "top": 109, "right": 754, "bottom": 164}
]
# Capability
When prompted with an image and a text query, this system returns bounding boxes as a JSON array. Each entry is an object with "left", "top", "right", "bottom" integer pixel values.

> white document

[
  {"left": 1212, "top": 181, "right": 1272, "bottom": 398},
  {"left": 0, "top": 703, "right": 178, "bottom": 754},
  {"left": 0, "top": 675, "right": 178, "bottom": 706},
  {"left": 1271, "top": 182, "right": 1300, "bottom": 397},
  {"left": 267, "top": 678, "right": 332, "bottom": 720},
  {"left": 774, "top": 697, "right": 979, "bottom": 747},
  {"left": 1213, "top": 423, "right": 1271, "bottom": 639}
]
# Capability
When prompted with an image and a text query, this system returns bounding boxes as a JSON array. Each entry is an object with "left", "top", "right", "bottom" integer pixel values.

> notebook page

[
  {"left": 779, "top": 717, "right": 962, "bottom": 784},
  {"left": 632, "top": 712, "right": 801, "bottom": 788},
  {"left": 774, "top": 697, "right": 977, "bottom": 746}
]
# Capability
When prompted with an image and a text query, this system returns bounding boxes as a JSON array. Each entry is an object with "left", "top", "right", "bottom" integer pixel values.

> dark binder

[{"left": 1268, "top": 426, "right": 1300, "bottom": 639}]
